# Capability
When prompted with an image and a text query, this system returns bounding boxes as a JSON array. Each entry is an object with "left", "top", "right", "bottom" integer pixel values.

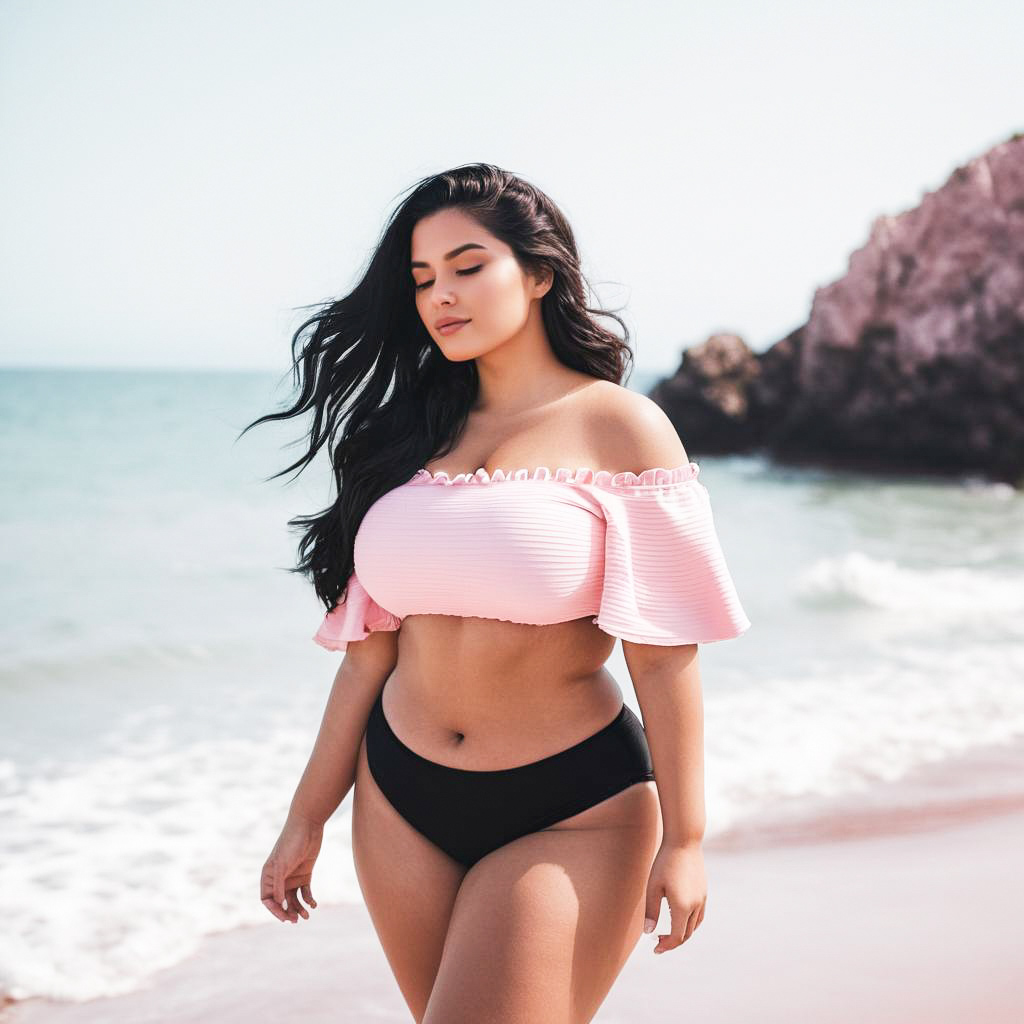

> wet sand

[{"left": 5, "top": 786, "right": 1022, "bottom": 1024}]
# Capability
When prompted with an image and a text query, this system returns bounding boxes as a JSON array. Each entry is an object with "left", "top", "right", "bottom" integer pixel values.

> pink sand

[{"left": 5, "top": 791, "right": 1022, "bottom": 1024}]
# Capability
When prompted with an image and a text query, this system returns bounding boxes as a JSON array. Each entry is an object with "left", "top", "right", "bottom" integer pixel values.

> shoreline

[
  {"left": 4, "top": 741, "right": 1024, "bottom": 1023},
  {"left": 705, "top": 732, "right": 1024, "bottom": 852}
]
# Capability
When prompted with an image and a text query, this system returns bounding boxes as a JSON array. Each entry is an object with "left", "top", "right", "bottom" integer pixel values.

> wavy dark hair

[{"left": 238, "top": 161, "right": 635, "bottom": 615}]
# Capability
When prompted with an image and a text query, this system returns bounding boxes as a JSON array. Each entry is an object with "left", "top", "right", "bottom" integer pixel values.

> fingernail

[{"left": 643, "top": 918, "right": 655, "bottom": 933}]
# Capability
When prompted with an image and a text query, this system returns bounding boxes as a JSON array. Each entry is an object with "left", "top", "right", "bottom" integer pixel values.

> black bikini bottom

[{"left": 364, "top": 687, "right": 656, "bottom": 869}]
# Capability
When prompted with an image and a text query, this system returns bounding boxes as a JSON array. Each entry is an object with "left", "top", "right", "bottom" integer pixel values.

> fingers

[
  {"left": 260, "top": 864, "right": 288, "bottom": 922},
  {"left": 261, "top": 864, "right": 318, "bottom": 923},
  {"left": 261, "top": 878, "right": 294, "bottom": 924},
  {"left": 301, "top": 883, "right": 318, "bottom": 910},
  {"left": 262, "top": 894, "right": 292, "bottom": 922},
  {"left": 646, "top": 850, "right": 709, "bottom": 954},
  {"left": 647, "top": 884, "right": 706, "bottom": 953},
  {"left": 653, "top": 902, "right": 703, "bottom": 954},
  {"left": 261, "top": 888, "right": 303, "bottom": 923},
  {"left": 286, "top": 887, "right": 311, "bottom": 921},
  {"left": 643, "top": 887, "right": 662, "bottom": 935}
]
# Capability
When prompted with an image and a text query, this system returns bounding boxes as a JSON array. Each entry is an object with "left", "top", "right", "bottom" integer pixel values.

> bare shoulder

[{"left": 581, "top": 381, "right": 689, "bottom": 474}]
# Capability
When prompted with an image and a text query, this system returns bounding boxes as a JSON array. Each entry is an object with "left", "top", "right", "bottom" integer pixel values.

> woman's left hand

[{"left": 643, "top": 840, "right": 707, "bottom": 954}]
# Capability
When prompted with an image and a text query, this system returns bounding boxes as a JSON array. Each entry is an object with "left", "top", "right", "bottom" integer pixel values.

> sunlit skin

[
  {"left": 260, "top": 204, "right": 707, "bottom": 1024},
  {"left": 411, "top": 207, "right": 582, "bottom": 415}
]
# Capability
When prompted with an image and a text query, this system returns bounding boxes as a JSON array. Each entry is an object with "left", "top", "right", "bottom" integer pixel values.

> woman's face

[{"left": 410, "top": 207, "right": 550, "bottom": 361}]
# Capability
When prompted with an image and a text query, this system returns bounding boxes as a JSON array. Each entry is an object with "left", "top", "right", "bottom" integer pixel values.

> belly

[{"left": 380, "top": 614, "right": 624, "bottom": 770}]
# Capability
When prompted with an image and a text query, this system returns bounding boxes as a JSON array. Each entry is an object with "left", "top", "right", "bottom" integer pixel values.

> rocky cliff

[{"left": 650, "top": 132, "right": 1024, "bottom": 485}]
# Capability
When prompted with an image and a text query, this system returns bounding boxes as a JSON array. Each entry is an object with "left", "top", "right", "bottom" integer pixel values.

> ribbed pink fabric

[{"left": 313, "top": 463, "right": 751, "bottom": 651}]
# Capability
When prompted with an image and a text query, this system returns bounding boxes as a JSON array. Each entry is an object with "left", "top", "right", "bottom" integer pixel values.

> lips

[
  {"left": 435, "top": 317, "right": 470, "bottom": 329},
  {"left": 437, "top": 319, "right": 470, "bottom": 337}
]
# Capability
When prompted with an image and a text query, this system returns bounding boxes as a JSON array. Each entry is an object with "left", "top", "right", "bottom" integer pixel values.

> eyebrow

[{"left": 410, "top": 242, "right": 488, "bottom": 269}]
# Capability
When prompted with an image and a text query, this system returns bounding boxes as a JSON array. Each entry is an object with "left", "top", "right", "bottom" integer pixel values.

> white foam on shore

[{"left": 3, "top": 630, "right": 1023, "bottom": 1004}]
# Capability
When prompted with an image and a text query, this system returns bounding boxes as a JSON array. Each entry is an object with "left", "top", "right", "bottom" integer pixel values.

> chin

[{"left": 436, "top": 338, "right": 498, "bottom": 361}]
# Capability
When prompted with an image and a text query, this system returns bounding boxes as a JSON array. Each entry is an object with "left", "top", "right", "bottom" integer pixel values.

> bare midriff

[
  {"left": 379, "top": 372, "right": 630, "bottom": 771},
  {"left": 382, "top": 614, "right": 624, "bottom": 770}
]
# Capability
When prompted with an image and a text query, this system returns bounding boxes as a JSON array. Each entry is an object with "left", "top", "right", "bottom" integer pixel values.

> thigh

[
  {"left": 351, "top": 732, "right": 469, "bottom": 1023},
  {"left": 423, "top": 780, "right": 662, "bottom": 1024}
]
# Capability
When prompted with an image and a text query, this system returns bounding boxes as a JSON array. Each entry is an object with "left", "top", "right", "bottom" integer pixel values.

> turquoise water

[{"left": 1, "top": 366, "right": 1023, "bottom": 1003}]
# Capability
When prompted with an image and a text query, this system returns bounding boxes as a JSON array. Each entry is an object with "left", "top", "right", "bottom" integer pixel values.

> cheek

[{"left": 473, "top": 263, "right": 530, "bottom": 321}]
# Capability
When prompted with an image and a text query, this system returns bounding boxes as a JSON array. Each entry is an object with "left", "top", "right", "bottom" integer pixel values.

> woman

[{"left": 246, "top": 162, "right": 751, "bottom": 1023}]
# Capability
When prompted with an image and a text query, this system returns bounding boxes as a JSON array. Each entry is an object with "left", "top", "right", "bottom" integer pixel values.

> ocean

[{"left": 1, "top": 366, "right": 1022, "bottom": 1005}]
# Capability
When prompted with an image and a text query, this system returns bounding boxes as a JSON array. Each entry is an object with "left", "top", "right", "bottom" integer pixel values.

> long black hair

[{"left": 238, "top": 162, "right": 634, "bottom": 615}]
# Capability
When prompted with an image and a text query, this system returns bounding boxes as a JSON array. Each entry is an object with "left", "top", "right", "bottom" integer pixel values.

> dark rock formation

[{"left": 649, "top": 132, "right": 1024, "bottom": 485}]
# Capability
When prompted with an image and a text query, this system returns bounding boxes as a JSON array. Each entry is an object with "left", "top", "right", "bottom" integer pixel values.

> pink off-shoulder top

[{"left": 313, "top": 462, "right": 752, "bottom": 651}]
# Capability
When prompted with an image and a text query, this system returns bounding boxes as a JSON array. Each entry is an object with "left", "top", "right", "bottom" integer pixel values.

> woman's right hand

[{"left": 260, "top": 812, "right": 324, "bottom": 923}]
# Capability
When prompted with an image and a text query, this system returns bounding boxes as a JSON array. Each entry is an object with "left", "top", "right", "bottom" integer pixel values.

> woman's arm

[
  {"left": 623, "top": 641, "right": 705, "bottom": 845},
  {"left": 591, "top": 388, "right": 719, "bottom": 952},
  {"left": 624, "top": 640, "right": 709, "bottom": 954},
  {"left": 592, "top": 388, "right": 708, "bottom": 842},
  {"left": 287, "top": 628, "right": 400, "bottom": 826}
]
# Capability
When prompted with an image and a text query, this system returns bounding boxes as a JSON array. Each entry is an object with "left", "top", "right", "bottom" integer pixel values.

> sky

[{"left": 0, "top": 0, "right": 1021, "bottom": 376}]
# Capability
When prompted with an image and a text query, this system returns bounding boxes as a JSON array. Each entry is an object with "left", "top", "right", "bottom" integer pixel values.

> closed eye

[{"left": 413, "top": 266, "right": 483, "bottom": 292}]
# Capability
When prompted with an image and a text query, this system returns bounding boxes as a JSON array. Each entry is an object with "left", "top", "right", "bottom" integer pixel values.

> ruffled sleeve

[
  {"left": 313, "top": 571, "right": 402, "bottom": 652},
  {"left": 589, "top": 471, "right": 751, "bottom": 646}
]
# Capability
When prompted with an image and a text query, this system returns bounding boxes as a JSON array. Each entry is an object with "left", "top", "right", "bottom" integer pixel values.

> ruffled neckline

[{"left": 408, "top": 462, "right": 700, "bottom": 488}]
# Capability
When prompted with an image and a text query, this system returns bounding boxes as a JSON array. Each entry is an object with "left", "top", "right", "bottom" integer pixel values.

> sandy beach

[{"left": 5, "top": 755, "right": 1023, "bottom": 1024}]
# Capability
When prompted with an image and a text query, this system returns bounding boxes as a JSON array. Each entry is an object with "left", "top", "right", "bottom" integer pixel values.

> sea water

[{"left": 1, "top": 366, "right": 1022, "bottom": 1003}]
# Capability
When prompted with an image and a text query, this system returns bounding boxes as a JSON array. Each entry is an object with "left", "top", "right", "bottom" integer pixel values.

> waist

[{"left": 380, "top": 659, "right": 625, "bottom": 772}]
